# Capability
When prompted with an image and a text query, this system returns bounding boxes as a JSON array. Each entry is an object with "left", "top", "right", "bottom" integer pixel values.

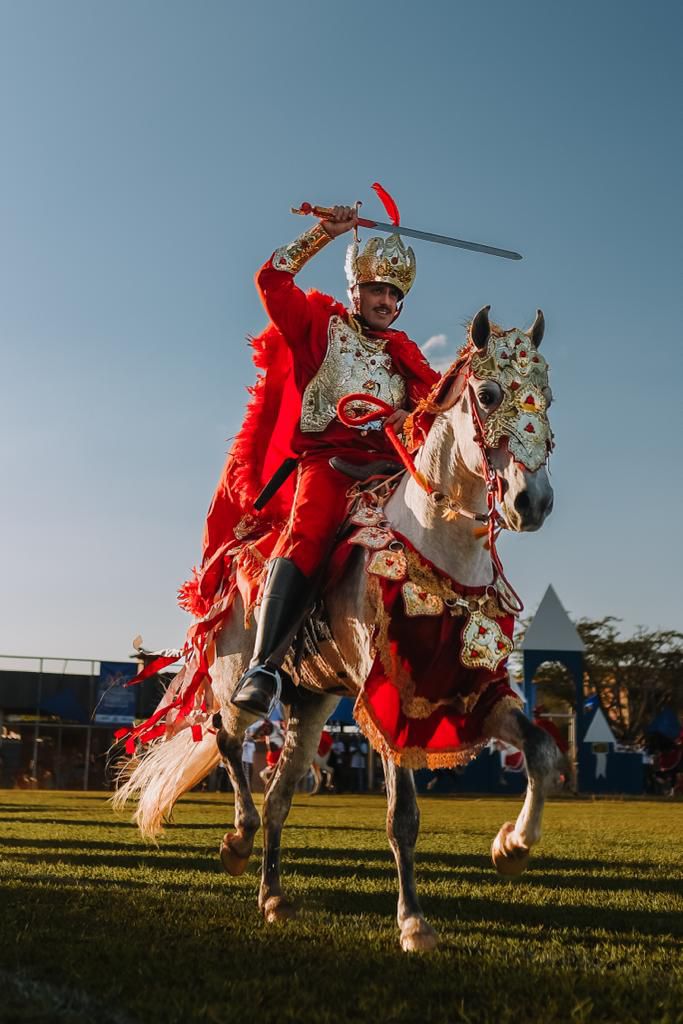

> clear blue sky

[{"left": 1, "top": 0, "right": 681, "bottom": 661}]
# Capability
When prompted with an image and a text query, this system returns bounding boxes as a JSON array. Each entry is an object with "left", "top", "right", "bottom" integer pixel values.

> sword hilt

[
  {"left": 291, "top": 202, "right": 334, "bottom": 218},
  {"left": 291, "top": 202, "right": 376, "bottom": 229}
]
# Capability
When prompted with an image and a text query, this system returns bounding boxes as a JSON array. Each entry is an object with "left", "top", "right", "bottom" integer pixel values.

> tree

[
  {"left": 577, "top": 618, "right": 683, "bottom": 744},
  {"left": 512, "top": 616, "right": 683, "bottom": 742}
]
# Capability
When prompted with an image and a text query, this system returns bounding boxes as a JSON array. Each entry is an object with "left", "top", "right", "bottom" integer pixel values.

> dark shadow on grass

[
  {"left": 0, "top": 836, "right": 216, "bottom": 855},
  {"left": 280, "top": 845, "right": 682, "bottom": 888},
  {"left": 276, "top": 848, "right": 683, "bottom": 896},
  {"left": 0, "top": 803, "right": 83, "bottom": 813},
  {"left": 3, "top": 850, "right": 221, "bottom": 872},
  {"left": 2, "top": 883, "right": 680, "bottom": 1024},
  {"left": 298, "top": 881, "right": 683, "bottom": 938},
  {"left": 0, "top": 816, "right": 135, "bottom": 828},
  {"left": 1, "top": 873, "right": 253, "bottom": 895}
]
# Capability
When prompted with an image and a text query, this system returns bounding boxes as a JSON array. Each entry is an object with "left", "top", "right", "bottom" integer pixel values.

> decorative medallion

[
  {"left": 349, "top": 526, "right": 394, "bottom": 550},
  {"left": 402, "top": 581, "right": 444, "bottom": 617},
  {"left": 350, "top": 504, "right": 385, "bottom": 528},
  {"left": 367, "top": 548, "right": 408, "bottom": 580},
  {"left": 460, "top": 610, "right": 513, "bottom": 671}
]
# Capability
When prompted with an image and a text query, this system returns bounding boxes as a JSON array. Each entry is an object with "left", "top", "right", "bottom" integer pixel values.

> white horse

[{"left": 115, "top": 305, "right": 560, "bottom": 953}]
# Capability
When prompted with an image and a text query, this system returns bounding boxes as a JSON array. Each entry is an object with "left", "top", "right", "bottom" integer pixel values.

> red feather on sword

[{"left": 371, "top": 182, "right": 401, "bottom": 226}]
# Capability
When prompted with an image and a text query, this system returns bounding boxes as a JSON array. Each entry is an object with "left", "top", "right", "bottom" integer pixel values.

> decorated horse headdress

[{"left": 408, "top": 306, "right": 553, "bottom": 475}]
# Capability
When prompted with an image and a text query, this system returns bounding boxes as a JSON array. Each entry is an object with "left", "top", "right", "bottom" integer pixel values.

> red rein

[
  {"left": 336, "top": 389, "right": 524, "bottom": 614},
  {"left": 336, "top": 394, "right": 432, "bottom": 491}
]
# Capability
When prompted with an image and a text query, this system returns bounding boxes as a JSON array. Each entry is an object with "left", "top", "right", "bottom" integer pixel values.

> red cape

[{"left": 184, "top": 292, "right": 437, "bottom": 614}]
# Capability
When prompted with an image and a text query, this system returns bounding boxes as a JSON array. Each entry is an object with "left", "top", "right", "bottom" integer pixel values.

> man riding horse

[{"left": 229, "top": 205, "right": 439, "bottom": 717}]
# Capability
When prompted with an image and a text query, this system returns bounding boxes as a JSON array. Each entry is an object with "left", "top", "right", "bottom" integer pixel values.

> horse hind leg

[
  {"left": 259, "top": 694, "right": 338, "bottom": 923},
  {"left": 384, "top": 757, "right": 438, "bottom": 953},
  {"left": 216, "top": 711, "right": 261, "bottom": 876},
  {"left": 491, "top": 707, "right": 561, "bottom": 877}
]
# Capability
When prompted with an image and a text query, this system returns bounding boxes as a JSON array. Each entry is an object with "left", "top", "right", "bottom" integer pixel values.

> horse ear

[
  {"left": 528, "top": 309, "right": 545, "bottom": 348},
  {"left": 471, "top": 305, "right": 491, "bottom": 349}
]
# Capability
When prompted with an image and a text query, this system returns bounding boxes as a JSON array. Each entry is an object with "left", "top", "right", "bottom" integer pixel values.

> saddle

[{"left": 328, "top": 457, "right": 401, "bottom": 481}]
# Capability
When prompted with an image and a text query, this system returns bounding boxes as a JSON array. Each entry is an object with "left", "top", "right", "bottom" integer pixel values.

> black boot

[{"left": 231, "top": 557, "right": 310, "bottom": 716}]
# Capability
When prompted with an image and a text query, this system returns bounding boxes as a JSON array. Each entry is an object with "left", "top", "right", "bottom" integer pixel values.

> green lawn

[{"left": 1, "top": 791, "right": 681, "bottom": 1024}]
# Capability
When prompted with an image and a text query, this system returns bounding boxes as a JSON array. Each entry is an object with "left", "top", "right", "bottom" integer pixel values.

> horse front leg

[
  {"left": 384, "top": 757, "right": 438, "bottom": 952},
  {"left": 259, "top": 694, "right": 338, "bottom": 923},
  {"left": 216, "top": 710, "right": 261, "bottom": 876},
  {"left": 491, "top": 707, "right": 561, "bottom": 876}
]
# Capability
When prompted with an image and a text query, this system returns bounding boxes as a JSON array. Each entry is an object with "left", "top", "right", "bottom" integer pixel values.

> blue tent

[
  {"left": 269, "top": 697, "right": 356, "bottom": 725},
  {"left": 647, "top": 706, "right": 681, "bottom": 741},
  {"left": 327, "top": 697, "right": 355, "bottom": 724}
]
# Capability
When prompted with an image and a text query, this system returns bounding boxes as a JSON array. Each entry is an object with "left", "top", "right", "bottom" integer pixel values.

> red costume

[
  {"left": 178, "top": 216, "right": 441, "bottom": 720},
  {"left": 120, "top": 217, "right": 529, "bottom": 765},
  {"left": 192, "top": 224, "right": 438, "bottom": 610},
  {"left": 253, "top": 254, "right": 437, "bottom": 575}
]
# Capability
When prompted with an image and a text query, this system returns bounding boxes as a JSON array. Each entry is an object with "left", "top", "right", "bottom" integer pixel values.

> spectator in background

[
  {"left": 331, "top": 733, "right": 348, "bottom": 792},
  {"left": 349, "top": 737, "right": 367, "bottom": 793},
  {"left": 257, "top": 719, "right": 285, "bottom": 788},
  {"left": 310, "top": 727, "right": 334, "bottom": 795},
  {"left": 242, "top": 729, "right": 256, "bottom": 789},
  {"left": 0, "top": 726, "right": 23, "bottom": 788}
]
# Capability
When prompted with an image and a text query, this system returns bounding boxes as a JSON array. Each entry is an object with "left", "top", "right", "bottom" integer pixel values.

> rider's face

[{"left": 358, "top": 283, "right": 402, "bottom": 331}]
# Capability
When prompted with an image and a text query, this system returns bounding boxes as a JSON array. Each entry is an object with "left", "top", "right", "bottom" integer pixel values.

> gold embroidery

[
  {"left": 300, "top": 315, "right": 407, "bottom": 433},
  {"left": 367, "top": 548, "right": 408, "bottom": 580},
  {"left": 470, "top": 329, "right": 553, "bottom": 472},
  {"left": 371, "top": 573, "right": 455, "bottom": 723},
  {"left": 349, "top": 526, "right": 395, "bottom": 550},
  {"left": 365, "top": 537, "right": 514, "bottom": 727},
  {"left": 460, "top": 609, "right": 514, "bottom": 672},
  {"left": 233, "top": 514, "right": 259, "bottom": 540},
  {"left": 346, "top": 233, "right": 417, "bottom": 297},
  {"left": 402, "top": 581, "right": 444, "bottom": 617},
  {"left": 271, "top": 224, "right": 330, "bottom": 275},
  {"left": 350, "top": 503, "right": 385, "bottom": 528},
  {"left": 354, "top": 694, "right": 488, "bottom": 770},
  {"left": 402, "top": 549, "right": 463, "bottom": 611}
]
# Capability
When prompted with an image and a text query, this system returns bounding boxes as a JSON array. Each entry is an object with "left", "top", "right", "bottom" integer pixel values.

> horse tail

[{"left": 112, "top": 728, "right": 221, "bottom": 840}]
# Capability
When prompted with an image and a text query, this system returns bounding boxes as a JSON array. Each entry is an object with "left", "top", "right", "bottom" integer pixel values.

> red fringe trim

[{"left": 177, "top": 570, "right": 212, "bottom": 618}]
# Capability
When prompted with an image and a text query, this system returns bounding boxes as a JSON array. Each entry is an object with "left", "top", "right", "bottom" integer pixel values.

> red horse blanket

[{"left": 342, "top": 516, "right": 521, "bottom": 769}]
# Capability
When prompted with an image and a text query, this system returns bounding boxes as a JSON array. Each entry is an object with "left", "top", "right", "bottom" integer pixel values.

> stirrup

[{"left": 236, "top": 663, "right": 282, "bottom": 718}]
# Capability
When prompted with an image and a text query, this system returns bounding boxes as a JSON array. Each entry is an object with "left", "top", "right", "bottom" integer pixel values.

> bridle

[
  {"left": 337, "top": 345, "right": 535, "bottom": 614},
  {"left": 337, "top": 348, "right": 502, "bottom": 522}
]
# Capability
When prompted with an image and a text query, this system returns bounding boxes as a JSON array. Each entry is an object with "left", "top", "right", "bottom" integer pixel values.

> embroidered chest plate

[{"left": 300, "top": 315, "right": 407, "bottom": 433}]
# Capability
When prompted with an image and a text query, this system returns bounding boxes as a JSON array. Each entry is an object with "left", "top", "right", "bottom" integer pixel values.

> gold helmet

[{"left": 345, "top": 232, "right": 417, "bottom": 299}]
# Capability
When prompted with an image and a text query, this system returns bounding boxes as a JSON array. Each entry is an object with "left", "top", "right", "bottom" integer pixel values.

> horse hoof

[
  {"left": 399, "top": 916, "right": 438, "bottom": 953},
  {"left": 219, "top": 834, "right": 251, "bottom": 876},
  {"left": 491, "top": 821, "right": 530, "bottom": 877},
  {"left": 261, "top": 896, "right": 297, "bottom": 924}
]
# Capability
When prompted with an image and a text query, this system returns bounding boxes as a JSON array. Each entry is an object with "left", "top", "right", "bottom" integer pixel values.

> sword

[{"left": 292, "top": 202, "right": 522, "bottom": 261}]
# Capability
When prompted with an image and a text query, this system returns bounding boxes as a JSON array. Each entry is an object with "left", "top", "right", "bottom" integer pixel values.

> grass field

[{"left": 1, "top": 791, "right": 681, "bottom": 1024}]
